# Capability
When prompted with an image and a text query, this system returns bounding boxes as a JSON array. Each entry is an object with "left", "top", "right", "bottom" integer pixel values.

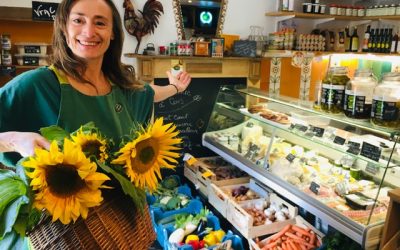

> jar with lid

[
  {"left": 371, "top": 72, "right": 400, "bottom": 128},
  {"left": 321, "top": 67, "right": 350, "bottom": 113},
  {"left": 345, "top": 6, "right": 353, "bottom": 16},
  {"left": 396, "top": 4, "right": 400, "bottom": 15},
  {"left": 329, "top": 4, "right": 337, "bottom": 15},
  {"left": 358, "top": 6, "right": 365, "bottom": 17},
  {"left": 344, "top": 69, "right": 377, "bottom": 119},
  {"left": 388, "top": 4, "right": 396, "bottom": 16},
  {"left": 336, "top": 5, "right": 343, "bottom": 15}
]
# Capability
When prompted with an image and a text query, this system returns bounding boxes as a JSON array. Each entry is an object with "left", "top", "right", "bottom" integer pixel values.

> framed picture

[{"left": 211, "top": 38, "right": 224, "bottom": 57}]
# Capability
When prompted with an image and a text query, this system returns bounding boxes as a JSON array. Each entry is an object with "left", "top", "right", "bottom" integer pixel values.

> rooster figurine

[{"left": 123, "top": 0, "right": 164, "bottom": 54}]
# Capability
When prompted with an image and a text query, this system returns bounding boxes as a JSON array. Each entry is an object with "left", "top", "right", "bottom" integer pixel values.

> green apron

[
  {"left": 25, "top": 67, "right": 151, "bottom": 250},
  {"left": 52, "top": 67, "right": 135, "bottom": 141}
]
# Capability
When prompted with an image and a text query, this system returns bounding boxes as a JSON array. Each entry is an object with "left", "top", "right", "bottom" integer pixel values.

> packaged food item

[
  {"left": 371, "top": 72, "right": 400, "bottom": 128},
  {"left": 344, "top": 69, "right": 377, "bottom": 119},
  {"left": 320, "top": 67, "right": 350, "bottom": 114}
]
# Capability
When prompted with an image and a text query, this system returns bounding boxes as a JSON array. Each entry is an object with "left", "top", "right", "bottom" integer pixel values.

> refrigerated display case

[{"left": 202, "top": 86, "right": 400, "bottom": 249}]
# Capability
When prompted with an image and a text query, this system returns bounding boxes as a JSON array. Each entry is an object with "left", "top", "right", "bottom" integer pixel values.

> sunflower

[
  {"left": 112, "top": 117, "right": 181, "bottom": 192},
  {"left": 22, "top": 138, "right": 110, "bottom": 224},
  {"left": 71, "top": 128, "right": 109, "bottom": 163}
]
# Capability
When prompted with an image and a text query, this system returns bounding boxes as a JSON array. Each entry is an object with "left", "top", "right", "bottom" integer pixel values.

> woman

[{"left": 0, "top": 0, "right": 191, "bottom": 166}]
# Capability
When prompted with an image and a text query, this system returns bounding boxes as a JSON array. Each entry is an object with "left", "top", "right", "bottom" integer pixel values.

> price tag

[
  {"left": 289, "top": 124, "right": 295, "bottom": 130},
  {"left": 312, "top": 126, "right": 325, "bottom": 137},
  {"left": 286, "top": 153, "right": 296, "bottom": 163},
  {"left": 201, "top": 170, "right": 213, "bottom": 178},
  {"left": 183, "top": 153, "right": 197, "bottom": 165},
  {"left": 295, "top": 124, "right": 308, "bottom": 132},
  {"left": 310, "top": 181, "right": 320, "bottom": 195},
  {"left": 361, "top": 142, "right": 381, "bottom": 162},
  {"left": 365, "top": 162, "right": 380, "bottom": 175},
  {"left": 347, "top": 146, "right": 361, "bottom": 155},
  {"left": 333, "top": 136, "right": 346, "bottom": 145}
]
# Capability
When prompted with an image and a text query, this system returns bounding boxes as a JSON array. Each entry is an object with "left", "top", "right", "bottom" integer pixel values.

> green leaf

[
  {"left": 97, "top": 161, "right": 146, "bottom": 213},
  {"left": 39, "top": 125, "right": 70, "bottom": 142},
  {"left": 0, "top": 178, "right": 26, "bottom": 218},
  {"left": 0, "top": 196, "right": 29, "bottom": 239},
  {"left": 0, "top": 169, "right": 17, "bottom": 182}
]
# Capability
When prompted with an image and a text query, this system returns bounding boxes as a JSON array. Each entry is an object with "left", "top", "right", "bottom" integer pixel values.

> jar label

[
  {"left": 371, "top": 99, "right": 399, "bottom": 121},
  {"left": 344, "top": 94, "right": 371, "bottom": 117},
  {"left": 321, "top": 84, "right": 345, "bottom": 106}
]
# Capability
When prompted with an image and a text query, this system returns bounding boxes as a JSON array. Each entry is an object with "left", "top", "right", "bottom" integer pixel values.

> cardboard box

[{"left": 193, "top": 41, "right": 210, "bottom": 56}]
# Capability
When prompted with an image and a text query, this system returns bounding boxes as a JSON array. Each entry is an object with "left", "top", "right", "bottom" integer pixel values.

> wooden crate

[
  {"left": 196, "top": 158, "right": 249, "bottom": 197},
  {"left": 248, "top": 215, "right": 325, "bottom": 250},
  {"left": 227, "top": 193, "right": 298, "bottom": 239},
  {"left": 209, "top": 179, "right": 269, "bottom": 219},
  {"left": 183, "top": 154, "right": 200, "bottom": 187}
]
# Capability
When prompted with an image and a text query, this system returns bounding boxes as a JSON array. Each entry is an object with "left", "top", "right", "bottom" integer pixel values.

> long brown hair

[{"left": 51, "top": 0, "right": 142, "bottom": 89}]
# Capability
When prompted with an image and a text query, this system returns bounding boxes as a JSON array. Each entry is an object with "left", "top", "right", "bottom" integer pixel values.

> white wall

[{"left": 0, "top": 0, "right": 273, "bottom": 67}]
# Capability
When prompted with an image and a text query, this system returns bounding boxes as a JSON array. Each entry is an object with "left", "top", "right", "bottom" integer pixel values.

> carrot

[
  {"left": 285, "top": 232, "right": 305, "bottom": 242},
  {"left": 292, "top": 239, "right": 315, "bottom": 248},
  {"left": 270, "top": 225, "right": 292, "bottom": 242},
  {"left": 292, "top": 225, "right": 312, "bottom": 238},
  {"left": 281, "top": 242, "right": 288, "bottom": 250},
  {"left": 261, "top": 241, "right": 277, "bottom": 250},
  {"left": 295, "top": 232, "right": 303, "bottom": 238},
  {"left": 298, "top": 242, "right": 307, "bottom": 250},
  {"left": 288, "top": 240, "right": 300, "bottom": 250}
]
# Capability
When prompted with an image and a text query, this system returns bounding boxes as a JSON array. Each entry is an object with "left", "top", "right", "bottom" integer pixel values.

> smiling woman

[{"left": 172, "top": 0, "right": 228, "bottom": 39}]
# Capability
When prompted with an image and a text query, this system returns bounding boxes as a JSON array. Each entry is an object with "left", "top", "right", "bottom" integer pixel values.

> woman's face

[{"left": 66, "top": 0, "right": 114, "bottom": 63}]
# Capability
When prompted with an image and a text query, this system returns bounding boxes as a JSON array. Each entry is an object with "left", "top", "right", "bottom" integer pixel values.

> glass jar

[
  {"left": 337, "top": 5, "right": 343, "bottom": 16},
  {"left": 396, "top": 4, "right": 400, "bottom": 15},
  {"left": 388, "top": 4, "right": 396, "bottom": 16},
  {"left": 371, "top": 72, "right": 400, "bottom": 128},
  {"left": 329, "top": 4, "right": 337, "bottom": 15},
  {"left": 345, "top": 6, "right": 353, "bottom": 16},
  {"left": 344, "top": 69, "right": 377, "bottom": 119},
  {"left": 358, "top": 6, "right": 365, "bottom": 16},
  {"left": 321, "top": 67, "right": 350, "bottom": 113},
  {"left": 320, "top": 4, "right": 326, "bottom": 14}
]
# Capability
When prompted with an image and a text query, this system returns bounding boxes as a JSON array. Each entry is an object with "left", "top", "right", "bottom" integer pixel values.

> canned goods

[
  {"left": 1, "top": 49, "right": 12, "bottom": 66},
  {"left": 1, "top": 34, "right": 11, "bottom": 50}
]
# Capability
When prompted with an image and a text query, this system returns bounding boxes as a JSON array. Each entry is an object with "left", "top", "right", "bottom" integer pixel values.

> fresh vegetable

[
  {"left": 174, "top": 208, "right": 210, "bottom": 236},
  {"left": 256, "top": 224, "right": 321, "bottom": 250},
  {"left": 168, "top": 228, "right": 185, "bottom": 244},
  {"left": 203, "top": 233, "right": 218, "bottom": 246},
  {"left": 186, "top": 240, "right": 205, "bottom": 250},
  {"left": 161, "top": 176, "right": 180, "bottom": 189},
  {"left": 185, "top": 235, "right": 199, "bottom": 244}
]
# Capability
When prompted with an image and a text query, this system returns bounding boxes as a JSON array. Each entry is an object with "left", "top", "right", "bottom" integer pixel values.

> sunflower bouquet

[{"left": 0, "top": 117, "right": 181, "bottom": 249}]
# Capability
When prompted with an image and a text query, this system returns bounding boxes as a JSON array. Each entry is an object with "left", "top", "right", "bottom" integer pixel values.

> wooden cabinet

[
  {"left": 125, "top": 54, "right": 261, "bottom": 87},
  {"left": 380, "top": 189, "right": 400, "bottom": 250}
]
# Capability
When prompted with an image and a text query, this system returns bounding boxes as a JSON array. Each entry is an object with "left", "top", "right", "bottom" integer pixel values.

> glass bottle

[
  {"left": 321, "top": 67, "right": 350, "bottom": 114},
  {"left": 371, "top": 72, "right": 400, "bottom": 128},
  {"left": 344, "top": 69, "right": 377, "bottom": 119}
]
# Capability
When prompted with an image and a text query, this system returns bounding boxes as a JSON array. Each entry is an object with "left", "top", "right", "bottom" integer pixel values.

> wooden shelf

[
  {"left": 124, "top": 54, "right": 261, "bottom": 61},
  {"left": 262, "top": 50, "right": 400, "bottom": 58},
  {"left": 265, "top": 11, "right": 400, "bottom": 21}
]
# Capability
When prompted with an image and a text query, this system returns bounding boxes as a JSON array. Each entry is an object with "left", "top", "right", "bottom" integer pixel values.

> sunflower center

[
  {"left": 131, "top": 138, "right": 158, "bottom": 174},
  {"left": 82, "top": 140, "right": 102, "bottom": 159},
  {"left": 46, "top": 164, "right": 85, "bottom": 197}
]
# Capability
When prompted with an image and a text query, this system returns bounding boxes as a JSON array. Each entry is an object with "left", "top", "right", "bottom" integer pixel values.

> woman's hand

[
  {"left": 166, "top": 70, "right": 191, "bottom": 93},
  {"left": 0, "top": 132, "right": 50, "bottom": 157}
]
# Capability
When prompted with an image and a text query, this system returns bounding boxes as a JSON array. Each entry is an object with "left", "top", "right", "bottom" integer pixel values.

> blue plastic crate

[
  {"left": 147, "top": 184, "right": 193, "bottom": 206},
  {"left": 152, "top": 199, "right": 203, "bottom": 245},
  {"left": 163, "top": 215, "right": 221, "bottom": 250}
]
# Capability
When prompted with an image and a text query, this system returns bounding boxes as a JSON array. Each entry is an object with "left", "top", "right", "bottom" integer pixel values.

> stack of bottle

[
  {"left": 1, "top": 34, "right": 12, "bottom": 66},
  {"left": 360, "top": 25, "right": 400, "bottom": 54}
]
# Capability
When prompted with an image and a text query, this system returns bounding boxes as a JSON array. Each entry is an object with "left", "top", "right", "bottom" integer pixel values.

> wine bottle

[
  {"left": 345, "top": 26, "right": 352, "bottom": 52},
  {"left": 351, "top": 26, "right": 359, "bottom": 52},
  {"left": 362, "top": 25, "right": 371, "bottom": 52},
  {"left": 386, "top": 28, "right": 393, "bottom": 53},
  {"left": 368, "top": 28, "right": 375, "bottom": 52},
  {"left": 391, "top": 30, "right": 399, "bottom": 53}
]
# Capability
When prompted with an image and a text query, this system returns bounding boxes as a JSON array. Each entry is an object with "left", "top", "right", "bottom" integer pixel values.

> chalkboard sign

[
  {"left": 285, "top": 153, "right": 296, "bottom": 163},
  {"left": 32, "top": 1, "right": 59, "bottom": 21},
  {"left": 361, "top": 142, "right": 381, "bottom": 162},
  {"left": 312, "top": 126, "right": 325, "bottom": 137},
  {"left": 309, "top": 181, "right": 320, "bottom": 195},
  {"left": 154, "top": 78, "right": 246, "bottom": 157},
  {"left": 333, "top": 136, "right": 346, "bottom": 145}
]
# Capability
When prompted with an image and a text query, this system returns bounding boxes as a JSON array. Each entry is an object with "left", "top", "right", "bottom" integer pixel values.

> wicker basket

[{"left": 28, "top": 189, "right": 156, "bottom": 250}]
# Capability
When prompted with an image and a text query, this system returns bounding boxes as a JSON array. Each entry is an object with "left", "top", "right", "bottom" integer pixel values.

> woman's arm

[
  {"left": 0, "top": 132, "right": 50, "bottom": 157},
  {"left": 151, "top": 71, "right": 191, "bottom": 102}
]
